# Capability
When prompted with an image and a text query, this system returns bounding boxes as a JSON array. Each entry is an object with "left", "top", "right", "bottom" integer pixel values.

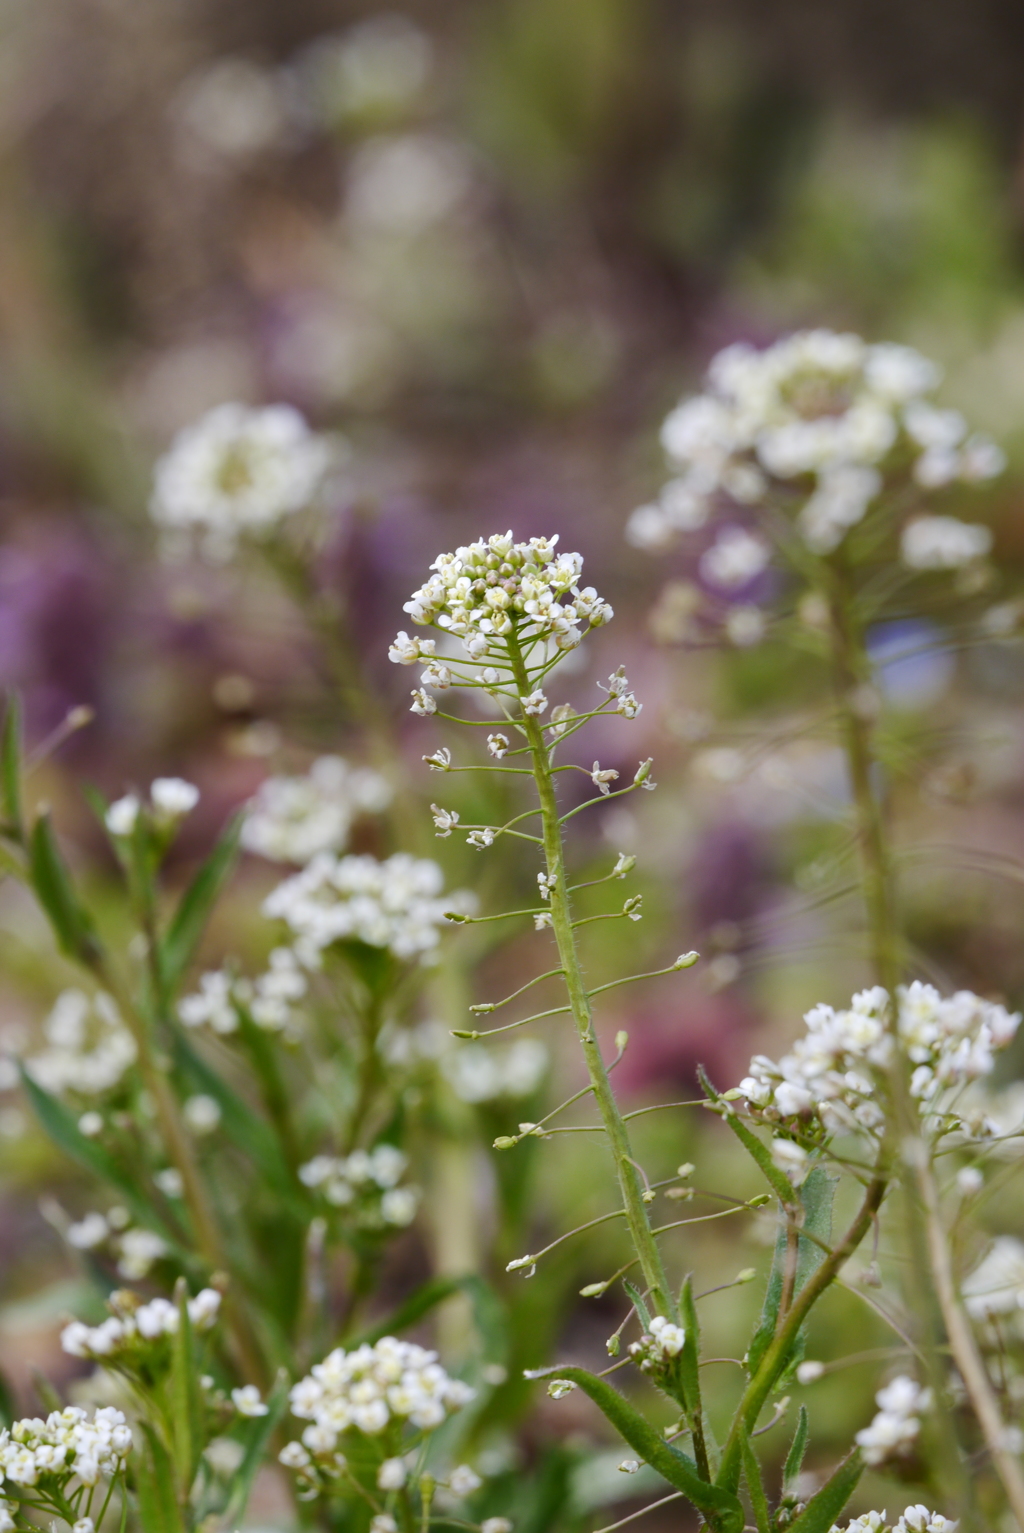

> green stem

[{"left": 506, "top": 627, "right": 672, "bottom": 1318}]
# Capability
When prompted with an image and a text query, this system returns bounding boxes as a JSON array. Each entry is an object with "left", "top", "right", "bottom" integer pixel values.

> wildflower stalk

[
  {"left": 505, "top": 626, "right": 673, "bottom": 1319},
  {"left": 825, "top": 560, "right": 1023, "bottom": 1529}
]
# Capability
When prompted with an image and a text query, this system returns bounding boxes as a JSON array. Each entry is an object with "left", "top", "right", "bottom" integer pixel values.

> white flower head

[
  {"left": 232, "top": 1385, "right": 269, "bottom": 1417},
  {"left": 242, "top": 757, "right": 392, "bottom": 864},
  {"left": 26, "top": 990, "right": 137, "bottom": 1100},
  {"left": 901, "top": 516, "right": 992, "bottom": 571},
  {"left": 150, "top": 777, "right": 200, "bottom": 819}
]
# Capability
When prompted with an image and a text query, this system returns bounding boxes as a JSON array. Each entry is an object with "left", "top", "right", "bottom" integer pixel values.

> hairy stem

[{"left": 507, "top": 628, "right": 672, "bottom": 1318}]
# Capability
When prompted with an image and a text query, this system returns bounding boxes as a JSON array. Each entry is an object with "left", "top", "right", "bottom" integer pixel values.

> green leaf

[
  {"left": 786, "top": 1451, "right": 862, "bottom": 1533},
  {"left": 135, "top": 1422, "right": 187, "bottom": 1533},
  {"left": 169, "top": 1278, "right": 204, "bottom": 1496},
  {"left": 0, "top": 1363, "right": 14, "bottom": 1427},
  {"left": 160, "top": 815, "right": 242, "bottom": 993},
  {"left": 746, "top": 1166, "right": 837, "bottom": 1380},
  {"left": 28, "top": 812, "right": 102, "bottom": 966},
  {"left": 350, "top": 1274, "right": 502, "bottom": 1352},
  {"left": 699, "top": 1069, "right": 798, "bottom": 1206},
  {"left": 740, "top": 1433, "right": 770, "bottom": 1533},
  {"left": 623, "top": 1279, "right": 653, "bottom": 1335},
  {"left": 224, "top": 1369, "right": 290, "bottom": 1525},
  {"left": 169, "top": 1030, "right": 299, "bottom": 1208},
  {"left": 537, "top": 1366, "right": 744, "bottom": 1533},
  {"left": 678, "top": 1276, "right": 702, "bottom": 1418},
  {"left": 784, "top": 1404, "right": 810, "bottom": 1492},
  {"left": 19, "top": 1065, "right": 186, "bottom": 1257},
  {"left": 1, "top": 693, "right": 23, "bottom": 840}
]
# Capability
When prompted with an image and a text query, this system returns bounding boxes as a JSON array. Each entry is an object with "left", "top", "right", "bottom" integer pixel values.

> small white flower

[
  {"left": 421, "top": 662, "right": 452, "bottom": 690},
  {"left": 371, "top": 1518, "right": 399, "bottom": 1533},
  {"left": 183, "top": 1094, "right": 222, "bottom": 1134},
  {"left": 487, "top": 733, "right": 509, "bottom": 758},
  {"left": 150, "top": 777, "right": 200, "bottom": 818},
  {"left": 648, "top": 1315, "right": 686, "bottom": 1357},
  {"left": 67, "top": 1212, "right": 110, "bottom": 1249},
  {"left": 770, "top": 1138, "right": 809, "bottom": 1185},
  {"left": 78, "top": 1111, "right": 104, "bottom": 1137},
  {"left": 106, "top": 795, "right": 140, "bottom": 836},
  {"left": 901, "top": 516, "right": 992, "bottom": 571},
  {"left": 389, "top": 631, "right": 436, "bottom": 666},
  {"left": 700, "top": 527, "right": 771, "bottom": 591},
  {"left": 534, "top": 911, "right": 552, "bottom": 931},
  {"left": 410, "top": 688, "right": 437, "bottom": 715},
  {"left": 431, "top": 804, "right": 460, "bottom": 837},
  {"left": 467, "top": 828, "right": 496, "bottom": 849},
  {"left": 154, "top": 1167, "right": 184, "bottom": 1198},
  {"left": 537, "top": 871, "right": 557, "bottom": 900},
  {"left": 614, "top": 691, "right": 642, "bottom": 719},
  {"left": 956, "top": 1166, "right": 983, "bottom": 1196},
  {"left": 279, "top": 1441, "right": 312, "bottom": 1468},
  {"left": 232, "top": 1385, "right": 269, "bottom": 1417},
  {"left": 424, "top": 748, "right": 452, "bottom": 770},
  {"left": 381, "top": 1186, "right": 419, "bottom": 1226},
  {"left": 448, "top": 1464, "right": 483, "bottom": 1496},
  {"left": 482, "top": 1520, "right": 513, "bottom": 1533},
  {"left": 73, "top": 1520, "right": 95, "bottom": 1533},
  {"left": 522, "top": 690, "right": 548, "bottom": 716},
  {"left": 618, "top": 1460, "right": 641, "bottom": 1474},
  {"left": 796, "top": 1360, "right": 825, "bottom": 1384},
  {"left": 591, "top": 761, "right": 619, "bottom": 795},
  {"left": 377, "top": 1457, "right": 407, "bottom": 1490}
]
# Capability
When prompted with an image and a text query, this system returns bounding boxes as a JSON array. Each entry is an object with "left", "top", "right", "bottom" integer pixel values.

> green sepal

[
  {"left": 135, "top": 1421, "right": 187, "bottom": 1533},
  {"left": 1, "top": 693, "right": 24, "bottom": 841},
  {"left": 169, "top": 1277, "right": 205, "bottom": 1496},
  {"left": 786, "top": 1451, "right": 862, "bottom": 1533},
  {"left": 28, "top": 812, "right": 102, "bottom": 966},
  {"left": 533, "top": 1365, "right": 744, "bottom": 1532},
  {"left": 160, "top": 814, "right": 242, "bottom": 993},
  {"left": 784, "top": 1403, "right": 810, "bottom": 1493}
]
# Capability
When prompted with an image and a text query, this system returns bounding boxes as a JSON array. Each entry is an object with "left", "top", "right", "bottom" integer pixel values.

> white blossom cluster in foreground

[
  {"left": 628, "top": 329, "right": 1002, "bottom": 563},
  {"left": 65, "top": 1213, "right": 169, "bottom": 1281},
  {"left": 61, "top": 1288, "right": 221, "bottom": 1361},
  {"left": 150, "top": 402, "right": 333, "bottom": 559},
  {"left": 179, "top": 947, "right": 308, "bottom": 1035},
  {"left": 241, "top": 755, "right": 392, "bottom": 864},
  {"left": 442, "top": 1038, "right": 549, "bottom": 1104},
  {"left": 263, "top": 851, "right": 471, "bottom": 965},
  {"left": 299, "top": 1144, "right": 419, "bottom": 1227},
  {"left": 0, "top": 1406, "right": 132, "bottom": 1491},
  {"left": 831, "top": 1509, "right": 956, "bottom": 1533},
  {"left": 25, "top": 990, "right": 137, "bottom": 1099},
  {"left": 280, "top": 1337, "right": 474, "bottom": 1477},
  {"left": 738, "top": 983, "right": 1019, "bottom": 1140},
  {"left": 391, "top": 531, "right": 612, "bottom": 672},
  {"left": 854, "top": 1375, "right": 933, "bottom": 1467}
]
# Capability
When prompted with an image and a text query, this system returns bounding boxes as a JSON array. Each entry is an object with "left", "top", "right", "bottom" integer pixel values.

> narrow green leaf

[
  {"left": 135, "top": 1423, "right": 186, "bottom": 1533},
  {"left": 747, "top": 1166, "right": 837, "bottom": 1380},
  {"left": 741, "top": 1433, "right": 771, "bottom": 1533},
  {"left": 19, "top": 1065, "right": 185, "bottom": 1257},
  {"left": 786, "top": 1451, "right": 862, "bottom": 1533},
  {"left": 0, "top": 1364, "right": 14, "bottom": 1427},
  {"left": 28, "top": 812, "right": 101, "bottom": 966},
  {"left": 224, "top": 1369, "right": 290, "bottom": 1525},
  {"left": 1, "top": 694, "right": 23, "bottom": 840},
  {"left": 784, "top": 1404, "right": 810, "bottom": 1492},
  {"left": 700, "top": 1068, "right": 798, "bottom": 1207},
  {"left": 169, "top": 1278, "right": 204, "bottom": 1496},
  {"left": 161, "top": 815, "right": 242, "bottom": 993},
  {"left": 678, "top": 1276, "right": 702, "bottom": 1418},
  {"left": 537, "top": 1366, "right": 744, "bottom": 1532},
  {"left": 623, "top": 1280, "right": 653, "bottom": 1336},
  {"left": 30, "top": 1369, "right": 62, "bottom": 1415}
]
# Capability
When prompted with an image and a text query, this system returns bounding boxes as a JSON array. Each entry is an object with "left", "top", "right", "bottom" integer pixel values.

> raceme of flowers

[
  {"left": 830, "top": 1510, "right": 957, "bottom": 1533},
  {"left": 263, "top": 852, "right": 471, "bottom": 966},
  {"left": 0, "top": 1406, "right": 132, "bottom": 1491},
  {"left": 179, "top": 948, "right": 308, "bottom": 1036},
  {"left": 25, "top": 990, "right": 137, "bottom": 1099},
  {"left": 299, "top": 1144, "right": 420, "bottom": 1227},
  {"left": 241, "top": 755, "right": 393, "bottom": 864},
  {"left": 627, "top": 329, "right": 1003, "bottom": 562},
  {"left": 150, "top": 402, "right": 334, "bottom": 558},
  {"left": 390, "top": 532, "right": 612, "bottom": 676},
  {"left": 737, "top": 982, "right": 1020, "bottom": 1141},
  {"left": 61, "top": 1288, "right": 222, "bottom": 1362},
  {"left": 280, "top": 1337, "right": 475, "bottom": 1474},
  {"left": 854, "top": 1375, "right": 933, "bottom": 1467}
]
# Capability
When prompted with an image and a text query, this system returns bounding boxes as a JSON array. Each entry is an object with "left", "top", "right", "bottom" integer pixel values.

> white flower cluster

[
  {"left": 280, "top": 1338, "right": 474, "bottom": 1472},
  {"left": 61, "top": 1289, "right": 221, "bottom": 1361},
  {"left": 392, "top": 531, "right": 612, "bottom": 667},
  {"left": 263, "top": 852, "right": 470, "bottom": 965},
  {"left": 0, "top": 1407, "right": 132, "bottom": 1491},
  {"left": 738, "top": 983, "right": 1019, "bottom": 1139},
  {"left": 299, "top": 1144, "right": 419, "bottom": 1227},
  {"left": 901, "top": 515, "right": 993, "bottom": 571},
  {"left": 626, "top": 1316, "right": 687, "bottom": 1374},
  {"left": 961, "top": 1236, "right": 1024, "bottom": 1323},
  {"left": 241, "top": 756, "right": 392, "bottom": 864},
  {"left": 830, "top": 1509, "right": 956, "bottom": 1533},
  {"left": 179, "top": 948, "right": 308, "bottom": 1036},
  {"left": 628, "top": 330, "right": 1002, "bottom": 560},
  {"left": 67, "top": 1212, "right": 169, "bottom": 1280},
  {"left": 106, "top": 777, "right": 200, "bottom": 837},
  {"left": 26, "top": 990, "right": 137, "bottom": 1099},
  {"left": 442, "top": 1039, "right": 548, "bottom": 1104},
  {"left": 854, "top": 1376, "right": 932, "bottom": 1467},
  {"left": 150, "top": 403, "right": 333, "bottom": 559}
]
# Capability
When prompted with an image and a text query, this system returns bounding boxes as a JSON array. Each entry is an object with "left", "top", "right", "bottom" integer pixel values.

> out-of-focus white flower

[
  {"left": 855, "top": 1375, "right": 932, "bottom": 1465},
  {"left": 175, "top": 58, "right": 287, "bottom": 160},
  {"left": 61, "top": 1289, "right": 220, "bottom": 1360},
  {"left": 232, "top": 1385, "right": 269, "bottom": 1417},
  {"left": 0, "top": 1407, "right": 132, "bottom": 1495},
  {"left": 725, "top": 605, "right": 765, "bottom": 647},
  {"left": 962, "top": 1236, "right": 1024, "bottom": 1320},
  {"left": 894, "top": 1506, "right": 958, "bottom": 1533},
  {"left": 770, "top": 1137, "right": 809, "bottom": 1185},
  {"left": 448, "top": 1464, "right": 483, "bottom": 1496},
  {"left": 300, "top": 16, "right": 432, "bottom": 125},
  {"left": 345, "top": 133, "right": 471, "bottom": 235},
  {"left": 150, "top": 403, "right": 333, "bottom": 559},
  {"left": 956, "top": 1166, "right": 983, "bottom": 1196},
  {"left": 67, "top": 1212, "right": 110, "bottom": 1250},
  {"left": 105, "top": 795, "right": 140, "bottom": 836},
  {"left": 183, "top": 1094, "right": 222, "bottom": 1135},
  {"left": 431, "top": 804, "right": 460, "bottom": 837},
  {"left": 150, "top": 777, "right": 200, "bottom": 818},
  {"left": 116, "top": 1228, "right": 168, "bottom": 1280},
  {"left": 264, "top": 852, "right": 470, "bottom": 965},
  {"left": 78, "top": 1111, "right": 104, "bottom": 1137},
  {"left": 796, "top": 1360, "right": 825, "bottom": 1384},
  {"left": 242, "top": 757, "right": 391, "bottom": 863},
  {"left": 482, "top": 1520, "right": 514, "bottom": 1533},
  {"left": 377, "top": 1457, "right": 407, "bottom": 1490},
  {"left": 381, "top": 1186, "right": 419, "bottom": 1226},
  {"left": 443, "top": 1039, "right": 548, "bottom": 1104},
  {"left": 901, "top": 516, "right": 992, "bottom": 571},
  {"left": 26, "top": 991, "right": 136, "bottom": 1099},
  {"left": 700, "top": 527, "right": 771, "bottom": 591}
]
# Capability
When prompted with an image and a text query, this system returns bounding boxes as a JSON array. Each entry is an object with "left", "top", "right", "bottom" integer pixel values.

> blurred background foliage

[{"left": 3, "top": 1, "right": 1024, "bottom": 1527}]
